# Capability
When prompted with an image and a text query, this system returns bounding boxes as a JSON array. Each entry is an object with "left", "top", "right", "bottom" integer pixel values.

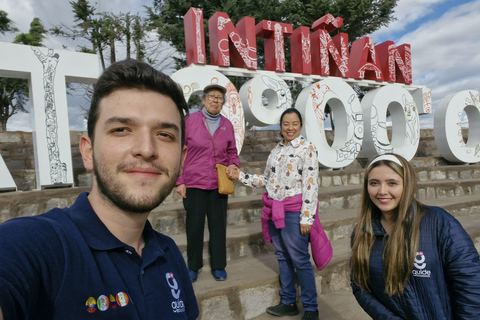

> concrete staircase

[{"left": 1, "top": 129, "right": 480, "bottom": 319}]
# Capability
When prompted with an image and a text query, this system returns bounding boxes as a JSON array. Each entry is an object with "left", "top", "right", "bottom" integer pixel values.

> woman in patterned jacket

[{"left": 228, "top": 108, "right": 320, "bottom": 320}]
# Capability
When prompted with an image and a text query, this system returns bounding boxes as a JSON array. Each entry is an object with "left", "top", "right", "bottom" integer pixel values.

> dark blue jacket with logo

[{"left": 351, "top": 205, "right": 480, "bottom": 320}]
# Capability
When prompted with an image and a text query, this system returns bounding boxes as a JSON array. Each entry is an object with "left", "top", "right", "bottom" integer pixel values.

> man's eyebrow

[
  {"left": 104, "top": 117, "right": 180, "bottom": 133},
  {"left": 104, "top": 117, "right": 135, "bottom": 126},
  {"left": 157, "top": 121, "right": 180, "bottom": 134}
]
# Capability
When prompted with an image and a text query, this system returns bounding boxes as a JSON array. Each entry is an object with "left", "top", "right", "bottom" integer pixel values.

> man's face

[{"left": 82, "top": 88, "right": 186, "bottom": 213}]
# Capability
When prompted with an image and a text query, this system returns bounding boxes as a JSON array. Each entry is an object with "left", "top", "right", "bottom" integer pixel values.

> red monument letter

[
  {"left": 255, "top": 20, "right": 293, "bottom": 72},
  {"left": 184, "top": 7, "right": 206, "bottom": 66},
  {"left": 310, "top": 14, "right": 349, "bottom": 78},
  {"left": 375, "top": 41, "right": 412, "bottom": 84},
  {"left": 350, "top": 37, "right": 384, "bottom": 81},
  {"left": 208, "top": 11, "right": 257, "bottom": 69},
  {"left": 291, "top": 26, "right": 312, "bottom": 74}
]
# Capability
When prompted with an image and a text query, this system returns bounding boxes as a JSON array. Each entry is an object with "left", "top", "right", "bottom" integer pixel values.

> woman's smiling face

[
  {"left": 367, "top": 164, "right": 404, "bottom": 217},
  {"left": 281, "top": 112, "right": 302, "bottom": 144}
]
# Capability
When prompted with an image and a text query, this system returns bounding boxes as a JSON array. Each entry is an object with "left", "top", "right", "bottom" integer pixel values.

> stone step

[
  {"left": 191, "top": 237, "right": 351, "bottom": 320},
  {"left": 251, "top": 290, "right": 371, "bottom": 320},
  {"left": 5, "top": 155, "right": 477, "bottom": 192},
  {"left": 191, "top": 213, "right": 480, "bottom": 319},
  {"left": 148, "top": 175, "right": 480, "bottom": 236},
  {"left": 0, "top": 187, "right": 88, "bottom": 223},
  {"left": 3, "top": 165, "right": 478, "bottom": 232},
  {"left": 167, "top": 194, "right": 480, "bottom": 266},
  {"left": 1, "top": 129, "right": 463, "bottom": 192}
]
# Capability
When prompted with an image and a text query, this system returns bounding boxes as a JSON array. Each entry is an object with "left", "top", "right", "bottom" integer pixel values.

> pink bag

[{"left": 310, "top": 213, "right": 333, "bottom": 270}]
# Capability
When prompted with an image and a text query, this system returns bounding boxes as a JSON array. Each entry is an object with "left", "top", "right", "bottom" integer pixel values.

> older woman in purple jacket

[{"left": 175, "top": 84, "right": 239, "bottom": 283}]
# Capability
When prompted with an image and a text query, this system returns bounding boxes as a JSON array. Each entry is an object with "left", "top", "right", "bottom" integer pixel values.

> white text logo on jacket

[
  {"left": 166, "top": 272, "right": 186, "bottom": 313},
  {"left": 412, "top": 251, "right": 431, "bottom": 278}
]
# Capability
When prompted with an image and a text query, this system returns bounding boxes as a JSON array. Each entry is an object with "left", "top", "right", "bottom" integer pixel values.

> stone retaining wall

[{"left": 0, "top": 128, "right": 451, "bottom": 191}]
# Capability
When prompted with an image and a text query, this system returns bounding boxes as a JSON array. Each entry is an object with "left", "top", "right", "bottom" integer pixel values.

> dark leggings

[{"left": 183, "top": 188, "right": 228, "bottom": 271}]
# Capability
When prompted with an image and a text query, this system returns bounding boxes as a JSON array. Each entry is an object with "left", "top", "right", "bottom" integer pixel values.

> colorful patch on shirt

[
  {"left": 97, "top": 295, "right": 110, "bottom": 311},
  {"left": 85, "top": 297, "right": 97, "bottom": 313},
  {"left": 116, "top": 292, "right": 130, "bottom": 307},
  {"left": 109, "top": 294, "right": 117, "bottom": 309}
]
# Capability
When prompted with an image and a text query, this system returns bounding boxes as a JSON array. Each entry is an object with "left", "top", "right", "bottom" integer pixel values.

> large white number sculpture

[
  {"left": 239, "top": 74, "right": 292, "bottom": 126},
  {"left": 434, "top": 90, "right": 480, "bottom": 163},
  {"left": 296, "top": 78, "right": 363, "bottom": 168},
  {"left": 361, "top": 85, "right": 420, "bottom": 161}
]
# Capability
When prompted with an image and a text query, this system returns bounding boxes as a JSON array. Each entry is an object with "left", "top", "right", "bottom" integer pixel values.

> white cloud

[
  {"left": 5, "top": 110, "right": 33, "bottom": 131},
  {"left": 400, "top": 1, "right": 480, "bottom": 110},
  {"left": 372, "top": 0, "right": 446, "bottom": 38}
]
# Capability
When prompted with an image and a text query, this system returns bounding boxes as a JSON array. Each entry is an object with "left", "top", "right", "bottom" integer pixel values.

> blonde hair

[{"left": 350, "top": 154, "right": 424, "bottom": 296}]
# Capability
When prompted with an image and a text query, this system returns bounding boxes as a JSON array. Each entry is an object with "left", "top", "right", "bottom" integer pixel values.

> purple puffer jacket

[{"left": 176, "top": 110, "right": 240, "bottom": 190}]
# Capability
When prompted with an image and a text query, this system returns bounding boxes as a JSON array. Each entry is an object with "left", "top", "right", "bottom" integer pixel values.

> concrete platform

[{"left": 251, "top": 290, "right": 370, "bottom": 320}]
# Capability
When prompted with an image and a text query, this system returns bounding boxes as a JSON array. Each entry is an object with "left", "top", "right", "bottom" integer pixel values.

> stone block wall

[{"left": 0, "top": 128, "right": 448, "bottom": 191}]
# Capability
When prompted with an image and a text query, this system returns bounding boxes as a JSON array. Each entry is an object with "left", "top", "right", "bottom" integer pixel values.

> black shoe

[
  {"left": 302, "top": 310, "right": 319, "bottom": 320},
  {"left": 266, "top": 303, "right": 299, "bottom": 316}
]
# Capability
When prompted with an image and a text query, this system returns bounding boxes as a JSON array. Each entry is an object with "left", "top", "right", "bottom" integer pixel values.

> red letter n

[
  {"left": 310, "top": 14, "right": 350, "bottom": 78},
  {"left": 375, "top": 41, "right": 412, "bottom": 84},
  {"left": 208, "top": 12, "right": 257, "bottom": 69}
]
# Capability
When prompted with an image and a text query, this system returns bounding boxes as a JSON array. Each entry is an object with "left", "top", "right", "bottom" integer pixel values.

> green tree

[
  {"left": 13, "top": 18, "right": 47, "bottom": 46},
  {"left": 0, "top": 79, "right": 28, "bottom": 131},
  {"left": 0, "top": 10, "right": 18, "bottom": 34},
  {"left": 51, "top": 0, "right": 173, "bottom": 71},
  {"left": 0, "top": 16, "right": 47, "bottom": 130},
  {"left": 51, "top": 0, "right": 108, "bottom": 69}
]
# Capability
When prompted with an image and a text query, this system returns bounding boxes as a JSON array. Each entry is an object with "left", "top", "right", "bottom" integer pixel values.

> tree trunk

[
  {"left": 0, "top": 117, "right": 7, "bottom": 131},
  {"left": 125, "top": 16, "right": 131, "bottom": 60},
  {"left": 110, "top": 38, "right": 116, "bottom": 64}
]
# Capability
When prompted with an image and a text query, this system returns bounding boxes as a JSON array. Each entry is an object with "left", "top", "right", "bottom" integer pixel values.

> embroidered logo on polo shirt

[
  {"left": 85, "top": 297, "right": 97, "bottom": 313},
  {"left": 166, "top": 272, "right": 185, "bottom": 313},
  {"left": 84, "top": 292, "right": 129, "bottom": 313},
  {"left": 110, "top": 294, "right": 117, "bottom": 309},
  {"left": 116, "top": 292, "right": 130, "bottom": 307},
  {"left": 412, "top": 251, "right": 431, "bottom": 278},
  {"left": 97, "top": 295, "right": 109, "bottom": 311}
]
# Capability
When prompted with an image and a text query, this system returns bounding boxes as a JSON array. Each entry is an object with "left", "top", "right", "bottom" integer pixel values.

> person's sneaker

[
  {"left": 302, "top": 310, "right": 319, "bottom": 320},
  {"left": 211, "top": 269, "right": 227, "bottom": 281},
  {"left": 266, "top": 303, "right": 299, "bottom": 316},
  {"left": 188, "top": 268, "right": 198, "bottom": 283}
]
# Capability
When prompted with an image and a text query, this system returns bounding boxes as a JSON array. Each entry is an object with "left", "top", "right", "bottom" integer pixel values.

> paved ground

[{"left": 252, "top": 290, "right": 371, "bottom": 320}]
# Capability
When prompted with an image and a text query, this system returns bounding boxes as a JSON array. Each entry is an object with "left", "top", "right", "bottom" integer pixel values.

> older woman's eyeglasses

[{"left": 206, "top": 94, "right": 225, "bottom": 102}]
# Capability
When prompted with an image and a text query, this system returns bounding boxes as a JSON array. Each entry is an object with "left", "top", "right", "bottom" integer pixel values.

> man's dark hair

[{"left": 88, "top": 59, "right": 189, "bottom": 146}]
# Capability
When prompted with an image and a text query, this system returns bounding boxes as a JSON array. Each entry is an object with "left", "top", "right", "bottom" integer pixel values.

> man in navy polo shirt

[{"left": 0, "top": 59, "right": 199, "bottom": 319}]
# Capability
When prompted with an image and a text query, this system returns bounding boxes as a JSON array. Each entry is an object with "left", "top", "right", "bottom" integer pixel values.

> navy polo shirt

[{"left": 0, "top": 192, "right": 199, "bottom": 319}]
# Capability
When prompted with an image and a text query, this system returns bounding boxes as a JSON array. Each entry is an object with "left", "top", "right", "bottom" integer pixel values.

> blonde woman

[{"left": 350, "top": 153, "right": 480, "bottom": 319}]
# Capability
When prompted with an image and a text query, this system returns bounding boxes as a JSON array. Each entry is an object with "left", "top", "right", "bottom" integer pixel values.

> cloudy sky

[{"left": 1, "top": 0, "right": 479, "bottom": 131}]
